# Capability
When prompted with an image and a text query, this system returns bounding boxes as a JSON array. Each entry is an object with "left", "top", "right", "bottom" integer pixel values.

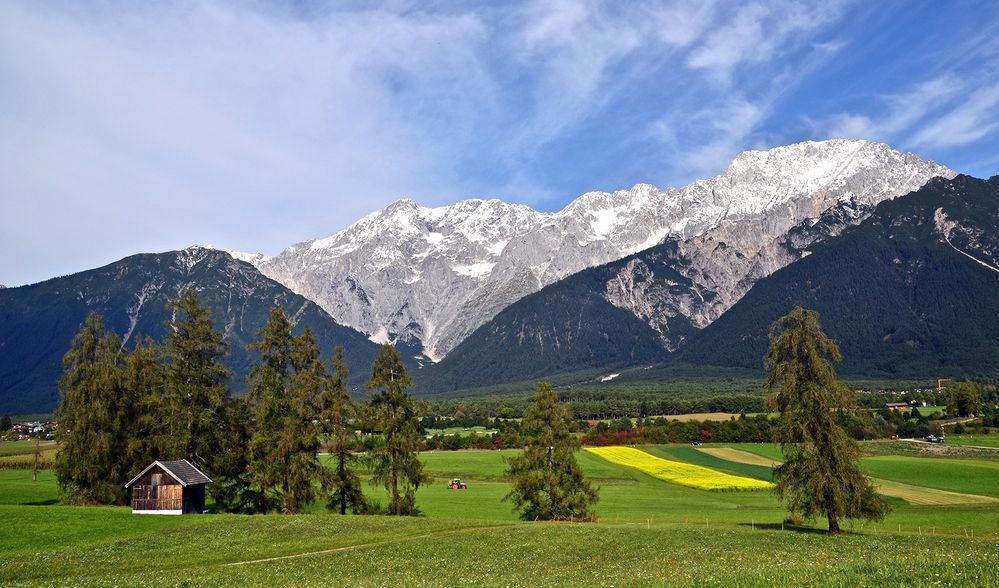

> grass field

[
  {"left": 2, "top": 445, "right": 998, "bottom": 586},
  {"left": 0, "top": 440, "right": 58, "bottom": 469},
  {"left": 860, "top": 456, "right": 999, "bottom": 498},
  {"left": 424, "top": 425, "right": 498, "bottom": 437},
  {"left": 649, "top": 412, "right": 743, "bottom": 422},
  {"left": 945, "top": 434, "right": 999, "bottom": 448}
]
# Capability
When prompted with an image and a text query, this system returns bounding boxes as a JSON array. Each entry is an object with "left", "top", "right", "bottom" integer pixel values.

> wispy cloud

[
  {"left": 817, "top": 14, "right": 999, "bottom": 163},
  {"left": 0, "top": 1, "right": 497, "bottom": 282},
  {"left": 909, "top": 83, "right": 999, "bottom": 150},
  {"left": 686, "top": 0, "right": 847, "bottom": 83},
  {"left": 1, "top": 1, "right": 997, "bottom": 286}
]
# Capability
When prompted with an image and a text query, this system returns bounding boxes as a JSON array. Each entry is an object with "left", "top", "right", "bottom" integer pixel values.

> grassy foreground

[{"left": 2, "top": 446, "right": 998, "bottom": 587}]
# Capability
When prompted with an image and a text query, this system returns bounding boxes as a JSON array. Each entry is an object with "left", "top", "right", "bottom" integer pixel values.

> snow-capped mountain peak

[{"left": 237, "top": 139, "right": 953, "bottom": 360}]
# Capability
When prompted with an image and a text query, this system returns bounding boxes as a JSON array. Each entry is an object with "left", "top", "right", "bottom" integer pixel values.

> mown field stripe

[
  {"left": 585, "top": 446, "right": 773, "bottom": 491},
  {"left": 697, "top": 447, "right": 780, "bottom": 468},
  {"left": 697, "top": 446, "right": 999, "bottom": 506},
  {"left": 223, "top": 523, "right": 515, "bottom": 567}
]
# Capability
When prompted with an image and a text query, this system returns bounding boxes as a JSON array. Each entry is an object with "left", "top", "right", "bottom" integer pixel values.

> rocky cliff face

[
  {"left": 676, "top": 174, "right": 999, "bottom": 376},
  {"left": 602, "top": 195, "right": 879, "bottom": 350},
  {"left": 236, "top": 139, "right": 953, "bottom": 360}
]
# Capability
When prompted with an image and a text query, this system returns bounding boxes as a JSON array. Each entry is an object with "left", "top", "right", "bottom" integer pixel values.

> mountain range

[
  {"left": 235, "top": 140, "right": 951, "bottom": 362},
  {"left": 677, "top": 173, "right": 999, "bottom": 376},
  {"left": 424, "top": 172, "right": 999, "bottom": 390},
  {"left": 0, "top": 248, "right": 383, "bottom": 414},
  {"left": 6, "top": 138, "right": 993, "bottom": 414}
]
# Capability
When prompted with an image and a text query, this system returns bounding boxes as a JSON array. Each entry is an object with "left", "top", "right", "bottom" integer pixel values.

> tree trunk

[
  {"left": 390, "top": 459, "right": 399, "bottom": 515},
  {"left": 825, "top": 486, "right": 840, "bottom": 534},
  {"left": 32, "top": 437, "right": 40, "bottom": 482},
  {"left": 338, "top": 453, "right": 347, "bottom": 515}
]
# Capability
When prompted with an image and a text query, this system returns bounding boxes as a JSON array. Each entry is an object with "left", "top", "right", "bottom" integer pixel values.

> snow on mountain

[
  {"left": 235, "top": 140, "right": 953, "bottom": 361},
  {"left": 224, "top": 250, "right": 273, "bottom": 266}
]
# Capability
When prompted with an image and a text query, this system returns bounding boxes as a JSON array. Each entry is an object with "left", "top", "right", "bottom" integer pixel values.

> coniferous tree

[
  {"left": 1, "top": 414, "right": 11, "bottom": 431},
  {"left": 163, "top": 289, "right": 230, "bottom": 468},
  {"left": 367, "top": 344, "right": 427, "bottom": 516},
  {"left": 247, "top": 310, "right": 325, "bottom": 513},
  {"left": 247, "top": 307, "right": 297, "bottom": 513},
  {"left": 54, "top": 314, "right": 130, "bottom": 504},
  {"left": 121, "top": 336, "right": 167, "bottom": 475},
  {"left": 765, "top": 307, "right": 889, "bottom": 534},
  {"left": 320, "top": 347, "right": 366, "bottom": 514},
  {"left": 211, "top": 395, "right": 267, "bottom": 513},
  {"left": 283, "top": 328, "right": 326, "bottom": 512},
  {"left": 504, "top": 382, "right": 598, "bottom": 521}
]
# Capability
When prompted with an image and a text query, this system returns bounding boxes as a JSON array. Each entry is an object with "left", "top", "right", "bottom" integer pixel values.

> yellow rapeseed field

[{"left": 586, "top": 446, "right": 773, "bottom": 492}]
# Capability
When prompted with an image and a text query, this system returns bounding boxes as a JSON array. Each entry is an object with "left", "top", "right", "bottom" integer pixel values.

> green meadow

[
  {"left": 946, "top": 434, "right": 999, "bottom": 449},
  {"left": 2, "top": 444, "right": 998, "bottom": 586}
]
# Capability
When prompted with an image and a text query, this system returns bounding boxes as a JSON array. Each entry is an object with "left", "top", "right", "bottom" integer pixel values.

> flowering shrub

[{"left": 586, "top": 446, "right": 773, "bottom": 492}]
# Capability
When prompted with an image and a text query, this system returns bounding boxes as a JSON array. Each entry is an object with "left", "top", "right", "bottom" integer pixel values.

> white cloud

[
  {"left": 820, "top": 74, "right": 999, "bottom": 154},
  {"left": 685, "top": 0, "right": 847, "bottom": 82},
  {"left": 909, "top": 83, "right": 999, "bottom": 150},
  {"left": 655, "top": 98, "right": 769, "bottom": 180},
  {"left": 825, "top": 76, "right": 966, "bottom": 143},
  {"left": 0, "top": 1, "right": 499, "bottom": 283}
]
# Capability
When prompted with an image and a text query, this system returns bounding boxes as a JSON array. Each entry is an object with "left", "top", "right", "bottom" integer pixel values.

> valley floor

[{"left": 2, "top": 444, "right": 998, "bottom": 587}]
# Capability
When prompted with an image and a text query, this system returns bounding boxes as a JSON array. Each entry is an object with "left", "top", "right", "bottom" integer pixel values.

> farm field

[
  {"left": 587, "top": 446, "right": 773, "bottom": 491},
  {"left": 945, "top": 434, "right": 999, "bottom": 448},
  {"left": 2, "top": 445, "right": 998, "bottom": 586},
  {"left": 424, "top": 425, "right": 497, "bottom": 437},
  {"left": 648, "top": 412, "right": 743, "bottom": 422},
  {"left": 0, "top": 440, "right": 58, "bottom": 469}
]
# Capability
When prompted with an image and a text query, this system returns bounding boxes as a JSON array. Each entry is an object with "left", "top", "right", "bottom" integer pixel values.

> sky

[{"left": 2, "top": 0, "right": 999, "bottom": 287}]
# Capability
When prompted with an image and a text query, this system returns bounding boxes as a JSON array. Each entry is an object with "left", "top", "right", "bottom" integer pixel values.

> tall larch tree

[
  {"left": 283, "top": 327, "right": 326, "bottom": 512},
  {"left": 367, "top": 344, "right": 427, "bottom": 516},
  {"left": 505, "top": 382, "right": 598, "bottom": 520},
  {"left": 765, "top": 307, "right": 889, "bottom": 534},
  {"left": 54, "top": 313, "right": 130, "bottom": 504},
  {"left": 163, "top": 289, "right": 230, "bottom": 468},
  {"left": 320, "top": 347, "right": 366, "bottom": 514},
  {"left": 121, "top": 336, "right": 167, "bottom": 475},
  {"left": 247, "top": 309, "right": 325, "bottom": 513}
]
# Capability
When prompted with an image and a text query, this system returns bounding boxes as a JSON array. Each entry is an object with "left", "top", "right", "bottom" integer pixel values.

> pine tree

[
  {"left": 163, "top": 289, "right": 230, "bottom": 468},
  {"left": 504, "top": 382, "right": 598, "bottom": 521},
  {"left": 54, "top": 314, "right": 130, "bottom": 504},
  {"left": 765, "top": 307, "right": 889, "bottom": 534},
  {"left": 247, "top": 310, "right": 325, "bottom": 513},
  {"left": 320, "top": 347, "right": 366, "bottom": 514},
  {"left": 367, "top": 344, "right": 427, "bottom": 516}
]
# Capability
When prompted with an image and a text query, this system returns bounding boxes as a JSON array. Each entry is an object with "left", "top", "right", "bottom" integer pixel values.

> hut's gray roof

[{"left": 125, "top": 459, "right": 213, "bottom": 488}]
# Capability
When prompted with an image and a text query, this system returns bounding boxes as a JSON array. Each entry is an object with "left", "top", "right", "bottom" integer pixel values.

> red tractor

[{"left": 448, "top": 478, "right": 467, "bottom": 490}]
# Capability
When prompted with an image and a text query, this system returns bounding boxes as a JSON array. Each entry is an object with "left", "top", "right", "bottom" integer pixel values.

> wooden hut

[{"left": 124, "top": 459, "right": 212, "bottom": 515}]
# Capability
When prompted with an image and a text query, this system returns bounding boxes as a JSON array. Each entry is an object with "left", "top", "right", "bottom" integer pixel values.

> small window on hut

[{"left": 152, "top": 473, "right": 163, "bottom": 486}]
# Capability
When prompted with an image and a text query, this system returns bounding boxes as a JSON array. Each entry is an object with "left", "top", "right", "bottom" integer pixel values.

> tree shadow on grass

[
  {"left": 23, "top": 499, "right": 59, "bottom": 506},
  {"left": 737, "top": 522, "right": 843, "bottom": 536}
]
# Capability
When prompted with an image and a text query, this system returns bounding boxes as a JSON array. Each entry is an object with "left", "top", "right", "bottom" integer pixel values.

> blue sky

[{"left": 2, "top": 0, "right": 998, "bottom": 286}]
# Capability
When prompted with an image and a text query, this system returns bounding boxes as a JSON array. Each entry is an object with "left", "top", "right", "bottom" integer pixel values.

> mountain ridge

[
  {"left": 233, "top": 139, "right": 952, "bottom": 361},
  {"left": 421, "top": 173, "right": 999, "bottom": 392},
  {"left": 677, "top": 173, "right": 999, "bottom": 377},
  {"left": 0, "top": 247, "right": 384, "bottom": 414}
]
